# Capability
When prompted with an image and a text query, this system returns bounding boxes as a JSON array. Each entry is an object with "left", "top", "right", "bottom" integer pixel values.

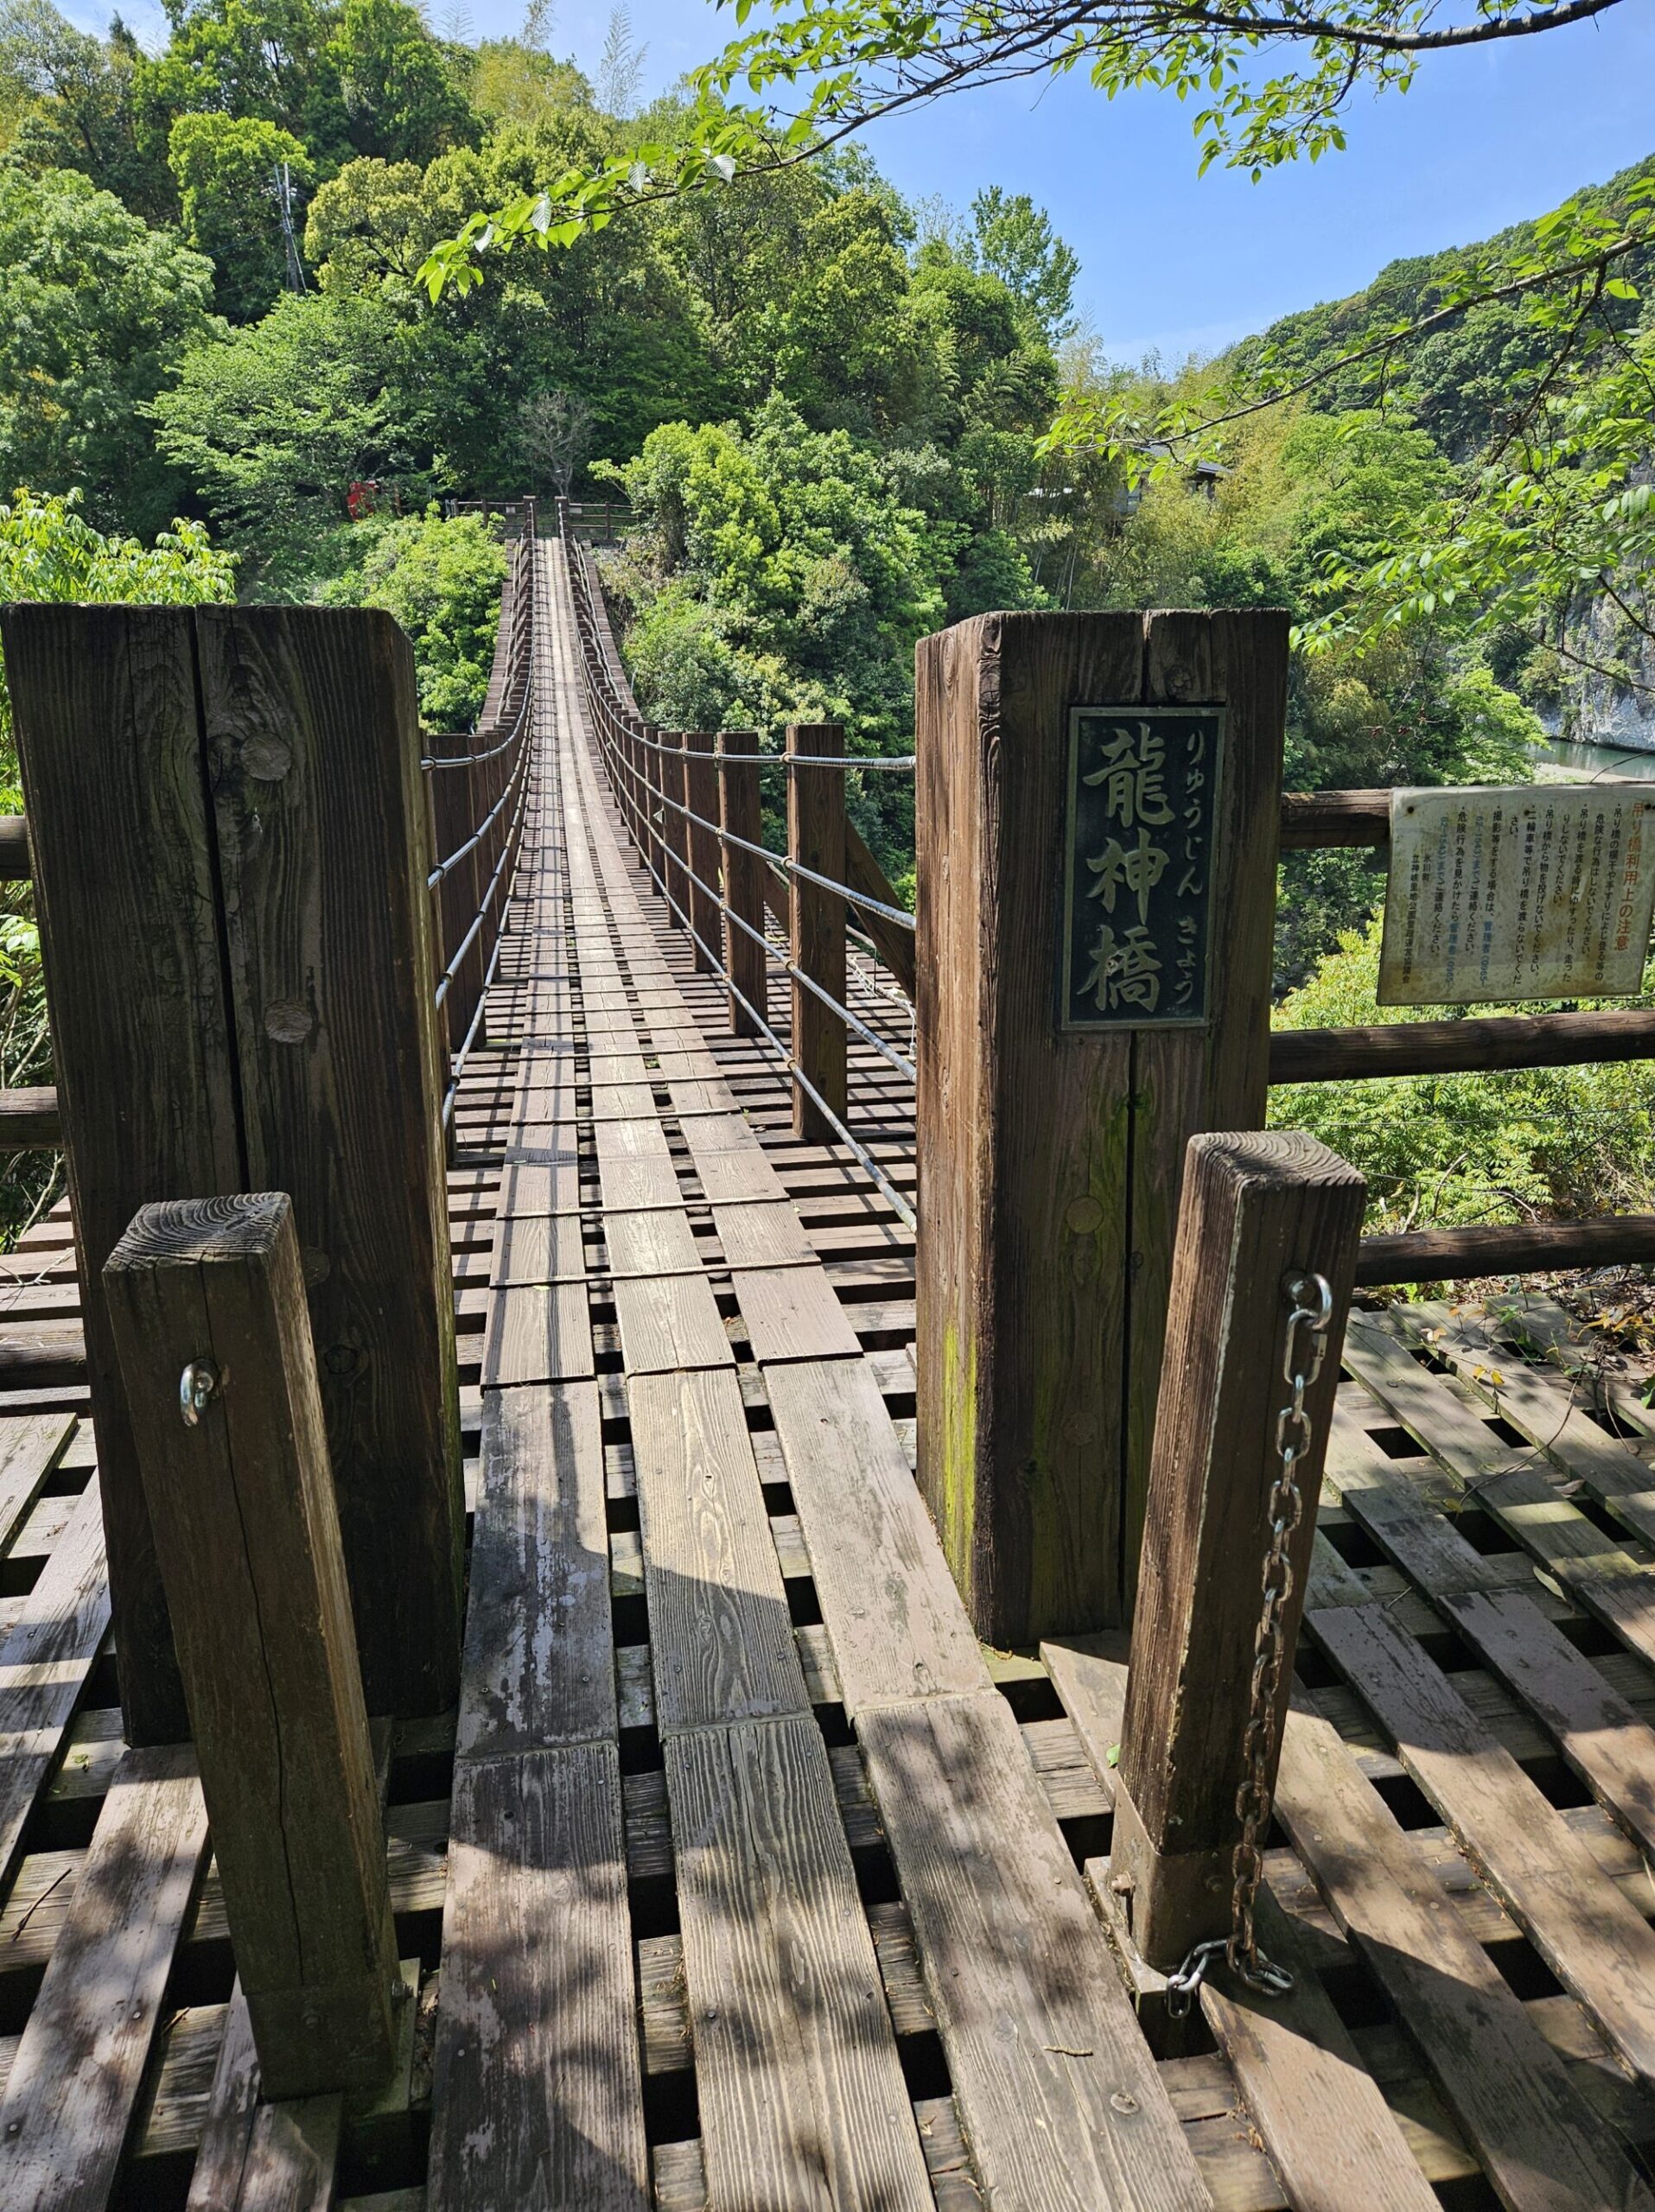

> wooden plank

[
  {"left": 765, "top": 1358, "right": 990, "bottom": 1717},
  {"left": 0, "top": 1479, "right": 111, "bottom": 1892},
  {"left": 0, "top": 1413, "right": 73, "bottom": 1553},
  {"left": 196, "top": 606, "right": 463, "bottom": 1719},
  {"left": 628, "top": 1370, "right": 809, "bottom": 1732},
  {"left": 665, "top": 1715, "right": 934, "bottom": 2212},
  {"left": 1115, "top": 1130, "right": 1363, "bottom": 1967},
  {"left": 185, "top": 1986, "right": 341, "bottom": 2212},
  {"left": 1324, "top": 1401, "right": 1506, "bottom": 1597},
  {"left": 429, "top": 1743, "right": 648, "bottom": 2212},
  {"left": 599, "top": 1154, "right": 684, "bottom": 1212},
  {"left": 695, "top": 1148, "right": 789, "bottom": 1205},
  {"left": 483, "top": 1281, "right": 595, "bottom": 1385},
  {"left": 103, "top": 1194, "right": 399, "bottom": 2097},
  {"left": 859, "top": 1691, "right": 1210, "bottom": 2211},
  {"left": 612, "top": 1272, "right": 732, "bottom": 1376},
  {"left": 1272, "top": 1693, "right": 1652, "bottom": 2211},
  {"left": 0, "top": 1745, "right": 211, "bottom": 2212},
  {"left": 499, "top": 1157, "right": 582, "bottom": 1219},
  {"left": 603, "top": 1209, "right": 703, "bottom": 1279},
  {"left": 713, "top": 1201, "right": 816, "bottom": 1271},
  {"left": 1310, "top": 1599, "right": 1655, "bottom": 2087},
  {"left": 491, "top": 1211, "right": 589, "bottom": 1287},
  {"left": 457, "top": 1382, "right": 615, "bottom": 1761},
  {"left": 3, "top": 602, "right": 242, "bottom": 1743},
  {"left": 733, "top": 1265, "right": 861, "bottom": 1363},
  {"left": 787, "top": 723, "right": 847, "bottom": 1143}
]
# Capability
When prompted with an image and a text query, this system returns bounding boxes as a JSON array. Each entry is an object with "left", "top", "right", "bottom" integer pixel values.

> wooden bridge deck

[{"left": 0, "top": 538, "right": 1653, "bottom": 2204}]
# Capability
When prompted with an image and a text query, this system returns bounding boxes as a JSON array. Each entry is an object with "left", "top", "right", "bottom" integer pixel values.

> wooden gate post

[
  {"left": 717, "top": 732, "right": 765, "bottom": 1037},
  {"left": 1108, "top": 1130, "right": 1364, "bottom": 1970},
  {"left": 5, "top": 602, "right": 466, "bottom": 1741},
  {"left": 104, "top": 1194, "right": 401, "bottom": 2094},
  {"left": 683, "top": 730, "right": 721, "bottom": 973},
  {"left": 787, "top": 722, "right": 847, "bottom": 1141},
  {"left": 915, "top": 610, "right": 1287, "bottom": 1644}
]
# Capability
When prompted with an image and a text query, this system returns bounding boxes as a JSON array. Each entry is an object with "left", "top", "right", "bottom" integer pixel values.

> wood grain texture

[
  {"left": 913, "top": 611, "right": 1139, "bottom": 1646},
  {"left": 483, "top": 1281, "right": 595, "bottom": 1384},
  {"left": 0, "top": 1745, "right": 211, "bottom": 2212},
  {"left": 786, "top": 723, "right": 847, "bottom": 1143},
  {"left": 843, "top": 820, "right": 917, "bottom": 999},
  {"left": 491, "top": 1211, "right": 589, "bottom": 1287},
  {"left": 1274, "top": 1008, "right": 1655, "bottom": 1086},
  {"left": 1310, "top": 1598, "right": 1655, "bottom": 2085},
  {"left": 603, "top": 1208, "right": 702, "bottom": 1279},
  {"left": 103, "top": 1193, "right": 400, "bottom": 2098},
  {"left": 765, "top": 1357, "right": 990, "bottom": 1717},
  {"left": 859, "top": 1691, "right": 1210, "bottom": 2212},
  {"left": 0, "top": 1411, "right": 73, "bottom": 1554},
  {"left": 185, "top": 1986, "right": 341, "bottom": 2212},
  {"left": 457, "top": 1381, "right": 615, "bottom": 1760},
  {"left": 713, "top": 1201, "right": 816, "bottom": 1271},
  {"left": 0, "top": 1477, "right": 110, "bottom": 1891},
  {"left": 629, "top": 1369, "right": 810, "bottom": 1733},
  {"left": 718, "top": 733, "right": 766, "bottom": 1037},
  {"left": 612, "top": 1271, "right": 732, "bottom": 1376},
  {"left": 732, "top": 1265, "right": 860, "bottom": 1363},
  {"left": 1274, "top": 1693, "right": 1652, "bottom": 2212},
  {"left": 195, "top": 606, "right": 463, "bottom": 1719},
  {"left": 427, "top": 1744, "right": 649, "bottom": 2212},
  {"left": 666, "top": 1715, "right": 934, "bottom": 2212},
  {"left": 1116, "top": 1129, "right": 1364, "bottom": 1965},
  {"left": 3, "top": 603, "right": 242, "bottom": 1743}
]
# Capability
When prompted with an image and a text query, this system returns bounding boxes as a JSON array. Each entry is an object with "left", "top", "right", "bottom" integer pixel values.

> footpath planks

[
  {"left": 0, "top": 1745, "right": 211, "bottom": 2212},
  {"left": 428, "top": 540, "right": 648, "bottom": 2212}
]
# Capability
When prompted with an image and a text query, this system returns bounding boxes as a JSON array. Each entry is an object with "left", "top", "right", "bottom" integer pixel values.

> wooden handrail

[
  {"left": 0, "top": 1086, "right": 60, "bottom": 1147},
  {"left": 1279, "top": 790, "right": 1391, "bottom": 850},
  {"left": 1355, "top": 1216, "right": 1655, "bottom": 1285},
  {"left": 1270, "top": 1007, "right": 1655, "bottom": 1085}
]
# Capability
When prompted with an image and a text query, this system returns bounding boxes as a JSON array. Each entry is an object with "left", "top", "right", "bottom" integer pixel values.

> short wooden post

[
  {"left": 683, "top": 730, "right": 721, "bottom": 974},
  {"left": 915, "top": 610, "right": 1286, "bottom": 1644},
  {"left": 718, "top": 731, "right": 765, "bottom": 1037},
  {"left": 1107, "top": 1130, "right": 1364, "bottom": 1971},
  {"left": 787, "top": 722, "right": 847, "bottom": 1141},
  {"left": 5, "top": 602, "right": 466, "bottom": 1740},
  {"left": 104, "top": 1193, "right": 402, "bottom": 2094}
]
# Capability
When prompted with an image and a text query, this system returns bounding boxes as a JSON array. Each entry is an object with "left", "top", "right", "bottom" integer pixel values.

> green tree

[
  {"left": 0, "top": 158, "right": 218, "bottom": 535},
  {"left": 324, "top": 505, "right": 505, "bottom": 723},
  {"left": 0, "top": 1, "right": 171, "bottom": 217},
  {"left": 970, "top": 186, "right": 1078, "bottom": 344},
  {"left": 169, "top": 109, "right": 312, "bottom": 319},
  {"left": 329, "top": 0, "right": 476, "bottom": 164},
  {"left": 138, "top": 0, "right": 348, "bottom": 169},
  {"left": 150, "top": 290, "right": 404, "bottom": 588}
]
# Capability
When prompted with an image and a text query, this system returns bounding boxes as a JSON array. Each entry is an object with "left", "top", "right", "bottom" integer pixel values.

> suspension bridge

[{"left": 0, "top": 521, "right": 1648, "bottom": 2208}]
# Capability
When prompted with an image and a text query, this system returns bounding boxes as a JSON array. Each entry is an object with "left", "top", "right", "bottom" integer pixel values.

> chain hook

[{"left": 179, "top": 1359, "right": 219, "bottom": 1428}]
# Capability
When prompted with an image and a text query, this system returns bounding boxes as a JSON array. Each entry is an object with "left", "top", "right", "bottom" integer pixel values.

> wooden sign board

[
  {"left": 1378, "top": 785, "right": 1655, "bottom": 1007},
  {"left": 1059, "top": 706, "right": 1223, "bottom": 1028}
]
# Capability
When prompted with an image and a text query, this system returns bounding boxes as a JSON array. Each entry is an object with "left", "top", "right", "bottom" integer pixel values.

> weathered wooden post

[
  {"left": 660, "top": 731, "right": 691, "bottom": 929},
  {"left": 915, "top": 611, "right": 1287, "bottom": 1643},
  {"left": 4, "top": 601, "right": 466, "bottom": 1741},
  {"left": 683, "top": 729, "right": 721, "bottom": 973},
  {"left": 1107, "top": 1130, "right": 1363, "bottom": 1972},
  {"left": 787, "top": 721, "right": 847, "bottom": 1141},
  {"left": 718, "top": 731, "right": 766, "bottom": 1037},
  {"left": 104, "top": 1194, "right": 402, "bottom": 2094}
]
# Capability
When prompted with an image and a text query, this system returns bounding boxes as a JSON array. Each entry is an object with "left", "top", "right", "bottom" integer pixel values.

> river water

[{"left": 1531, "top": 735, "right": 1655, "bottom": 783}]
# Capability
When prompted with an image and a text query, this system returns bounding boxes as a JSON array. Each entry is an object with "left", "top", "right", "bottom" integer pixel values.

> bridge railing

[{"left": 561, "top": 500, "right": 918, "bottom": 1225}]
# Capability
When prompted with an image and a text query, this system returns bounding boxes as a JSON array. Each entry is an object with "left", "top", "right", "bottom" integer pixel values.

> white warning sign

[{"left": 1378, "top": 785, "right": 1655, "bottom": 1007}]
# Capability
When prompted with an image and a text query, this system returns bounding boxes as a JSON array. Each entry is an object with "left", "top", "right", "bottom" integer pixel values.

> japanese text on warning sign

[{"left": 1378, "top": 785, "right": 1655, "bottom": 1007}]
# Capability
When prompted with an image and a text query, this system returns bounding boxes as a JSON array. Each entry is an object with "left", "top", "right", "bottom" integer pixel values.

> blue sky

[{"left": 67, "top": 0, "right": 1655, "bottom": 360}]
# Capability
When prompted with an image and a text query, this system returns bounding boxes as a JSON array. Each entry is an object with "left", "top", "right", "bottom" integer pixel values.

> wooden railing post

[
  {"left": 659, "top": 729, "right": 691, "bottom": 927},
  {"left": 787, "top": 721, "right": 847, "bottom": 1141},
  {"left": 103, "top": 1193, "right": 402, "bottom": 2094},
  {"left": 915, "top": 609, "right": 1286, "bottom": 1644},
  {"left": 1106, "top": 1130, "right": 1364, "bottom": 1971},
  {"left": 718, "top": 731, "right": 765, "bottom": 1037},
  {"left": 683, "top": 730, "right": 721, "bottom": 973},
  {"left": 4, "top": 602, "right": 466, "bottom": 1741}
]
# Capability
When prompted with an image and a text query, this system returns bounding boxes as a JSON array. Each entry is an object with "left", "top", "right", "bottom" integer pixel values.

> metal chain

[{"left": 1166, "top": 1268, "right": 1334, "bottom": 2018}]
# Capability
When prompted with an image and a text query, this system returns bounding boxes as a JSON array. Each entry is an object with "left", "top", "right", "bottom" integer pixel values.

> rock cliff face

[{"left": 1550, "top": 595, "right": 1655, "bottom": 753}]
